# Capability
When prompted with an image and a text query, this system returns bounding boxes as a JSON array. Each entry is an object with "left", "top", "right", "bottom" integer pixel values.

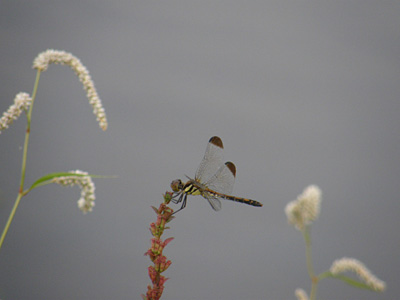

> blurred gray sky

[{"left": 0, "top": 1, "right": 399, "bottom": 299}]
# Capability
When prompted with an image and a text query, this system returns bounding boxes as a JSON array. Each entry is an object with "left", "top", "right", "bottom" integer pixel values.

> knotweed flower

[
  {"left": 51, "top": 170, "right": 96, "bottom": 214},
  {"left": 285, "top": 185, "right": 322, "bottom": 230},
  {"left": 0, "top": 92, "right": 32, "bottom": 133},
  {"left": 142, "top": 193, "right": 174, "bottom": 300},
  {"left": 33, "top": 49, "right": 108, "bottom": 130},
  {"left": 154, "top": 255, "right": 172, "bottom": 273},
  {"left": 295, "top": 288, "right": 309, "bottom": 300},
  {"left": 330, "top": 257, "right": 386, "bottom": 292},
  {"left": 145, "top": 237, "right": 174, "bottom": 262}
]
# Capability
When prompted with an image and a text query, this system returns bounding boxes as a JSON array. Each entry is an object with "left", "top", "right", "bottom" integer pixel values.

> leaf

[
  {"left": 330, "top": 274, "right": 376, "bottom": 291},
  {"left": 28, "top": 172, "right": 75, "bottom": 190},
  {"left": 28, "top": 172, "right": 106, "bottom": 191},
  {"left": 166, "top": 215, "right": 175, "bottom": 223},
  {"left": 151, "top": 206, "right": 159, "bottom": 214},
  {"left": 163, "top": 237, "right": 174, "bottom": 246}
]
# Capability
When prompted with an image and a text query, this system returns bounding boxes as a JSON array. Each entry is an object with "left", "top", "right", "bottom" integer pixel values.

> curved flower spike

[
  {"left": 330, "top": 257, "right": 386, "bottom": 292},
  {"left": 33, "top": 49, "right": 107, "bottom": 130},
  {"left": 51, "top": 170, "right": 96, "bottom": 214},
  {"left": 0, "top": 92, "right": 32, "bottom": 133}
]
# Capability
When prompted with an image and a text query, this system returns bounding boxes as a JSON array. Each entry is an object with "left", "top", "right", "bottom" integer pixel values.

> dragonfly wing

[
  {"left": 203, "top": 192, "right": 222, "bottom": 211},
  {"left": 205, "top": 162, "right": 236, "bottom": 195},
  {"left": 195, "top": 136, "right": 224, "bottom": 184}
]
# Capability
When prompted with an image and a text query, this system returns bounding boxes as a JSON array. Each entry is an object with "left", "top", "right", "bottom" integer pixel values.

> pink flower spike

[{"left": 144, "top": 196, "right": 175, "bottom": 299}]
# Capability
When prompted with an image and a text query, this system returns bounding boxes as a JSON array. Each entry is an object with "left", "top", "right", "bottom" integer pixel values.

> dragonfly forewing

[{"left": 195, "top": 136, "right": 224, "bottom": 184}]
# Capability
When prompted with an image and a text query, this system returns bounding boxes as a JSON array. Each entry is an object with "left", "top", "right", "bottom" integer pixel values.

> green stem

[
  {"left": 0, "top": 70, "right": 41, "bottom": 250},
  {"left": 303, "top": 226, "right": 318, "bottom": 300},
  {"left": 310, "top": 280, "right": 318, "bottom": 300},
  {"left": 317, "top": 271, "right": 333, "bottom": 281},
  {"left": 0, "top": 193, "right": 23, "bottom": 248}
]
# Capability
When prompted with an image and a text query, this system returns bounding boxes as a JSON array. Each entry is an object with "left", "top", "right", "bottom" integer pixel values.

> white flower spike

[
  {"left": 295, "top": 288, "right": 309, "bottom": 300},
  {"left": 285, "top": 185, "right": 322, "bottom": 230},
  {"left": 52, "top": 170, "right": 96, "bottom": 214},
  {"left": 0, "top": 92, "right": 32, "bottom": 133},
  {"left": 330, "top": 257, "right": 386, "bottom": 292},
  {"left": 33, "top": 49, "right": 107, "bottom": 130}
]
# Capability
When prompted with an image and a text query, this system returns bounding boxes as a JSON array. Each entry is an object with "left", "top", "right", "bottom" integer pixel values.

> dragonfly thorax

[
  {"left": 182, "top": 180, "right": 202, "bottom": 196},
  {"left": 171, "top": 179, "right": 203, "bottom": 196}
]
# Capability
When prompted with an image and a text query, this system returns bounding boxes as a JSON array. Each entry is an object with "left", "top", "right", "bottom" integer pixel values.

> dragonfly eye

[{"left": 170, "top": 179, "right": 183, "bottom": 192}]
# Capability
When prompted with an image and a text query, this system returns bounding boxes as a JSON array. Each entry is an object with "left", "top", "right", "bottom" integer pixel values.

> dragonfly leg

[
  {"left": 172, "top": 194, "right": 187, "bottom": 215},
  {"left": 170, "top": 191, "right": 182, "bottom": 204},
  {"left": 171, "top": 193, "right": 181, "bottom": 204}
]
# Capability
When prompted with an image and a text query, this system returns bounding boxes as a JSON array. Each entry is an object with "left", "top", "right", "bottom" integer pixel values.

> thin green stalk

[
  {"left": 310, "top": 280, "right": 318, "bottom": 300},
  {"left": 19, "top": 70, "right": 40, "bottom": 187},
  {"left": 0, "top": 70, "right": 41, "bottom": 250},
  {"left": 303, "top": 226, "right": 318, "bottom": 300},
  {"left": 0, "top": 194, "right": 23, "bottom": 248}
]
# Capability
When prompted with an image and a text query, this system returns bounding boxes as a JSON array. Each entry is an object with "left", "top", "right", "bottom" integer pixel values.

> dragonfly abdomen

[{"left": 209, "top": 191, "right": 263, "bottom": 207}]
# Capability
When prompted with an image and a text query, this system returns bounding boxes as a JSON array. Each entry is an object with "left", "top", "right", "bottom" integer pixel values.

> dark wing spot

[
  {"left": 225, "top": 161, "right": 236, "bottom": 177},
  {"left": 209, "top": 136, "right": 223, "bottom": 149}
]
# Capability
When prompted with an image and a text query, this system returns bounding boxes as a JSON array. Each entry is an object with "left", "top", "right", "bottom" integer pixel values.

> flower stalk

[
  {"left": 142, "top": 192, "right": 175, "bottom": 300},
  {"left": 0, "top": 71, "right": 40, "bottom": 250},
  {"left": 302, "top": 227, "right": 318, "bottom": 300}
]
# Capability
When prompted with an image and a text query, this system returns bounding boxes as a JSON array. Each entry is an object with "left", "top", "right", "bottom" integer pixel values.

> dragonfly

[{"left": 170, "top": 136, "right": 263, "bottom": 213}]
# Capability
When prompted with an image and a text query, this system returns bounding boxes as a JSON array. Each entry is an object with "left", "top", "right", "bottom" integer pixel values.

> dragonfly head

[{"left": 170, "top": 179, "right": 184, "bottom": 192}]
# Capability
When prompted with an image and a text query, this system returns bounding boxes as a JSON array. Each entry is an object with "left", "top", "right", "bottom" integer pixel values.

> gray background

[{"left": 0, "top": 1, "right": 399, "bottom": 299}]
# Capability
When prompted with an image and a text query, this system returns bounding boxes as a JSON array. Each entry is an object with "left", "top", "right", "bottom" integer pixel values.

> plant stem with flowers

[
  {"left": 0, "top": 49, "right": 108, "bottom": 250},
  {"left": 142, "top": 192, "right": 175, "bottom": 300},
  {"left": 286, "top": 186, "right": 386, "bottom": 300}
]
